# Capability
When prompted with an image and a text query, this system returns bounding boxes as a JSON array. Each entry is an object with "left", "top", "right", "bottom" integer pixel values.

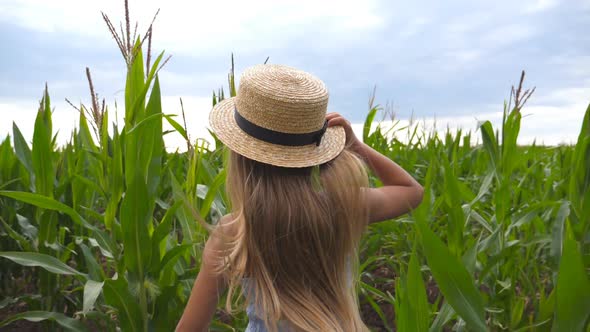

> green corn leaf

[
  {"left": 77, "top": 110, "right": 98, "bottom": 151},
  {"left": 152, "top": 200, "right": 183, "bottom": 249},
  {"left": 103, "top": 278, "right": 144, "bottom": 332},
  {"left": 469, "top": 172, "right": 494, "bottom": 207},
  {"left": 144, "top": 76, "right": 164, "bottom": 196},
  {"left": 123, "top": 130, "right": 138, "bottom": 188},
  {"left": 363, "top": 105, "right": 378, "bottom": 143},
  {"left": 0, "top": 216, "right": 33, "bottom": 251},
  {"left": 125, "top": 49, "right": 164, "bottom": 129},
  {"left": 100, "top": 106, "right": 109, "bottom": 156},
  {"left": 0, "top": 136, "right": 14, "bottom": 178},
  {"left": 16, "top": 214, "right": 37, "bottom": 240},
  {"left": 513, "top": 319, "right": 552, "bottom": 332},
  {"left": 462, "top": 238, "right": 479, "bottom": 275},
  {"left": 152, "top": 284, "right": 185, "bottom": 330},
  {"left": 0, "top": 251, "right": 85, "bottom": 276},
  {"left": 538, "top": 287, "right": 555, "bottom": 325},
  {"left": 105, "top": 123, "right": 123, "bottom": 231},
  {"left": 365, "top": 292, "right": 392, "bottom": 331},
  {"left": 79, "top": 242, "right": 104, "bottom": 282},
  {"left": 82, "top": 280, "right": 104, "bottom": 314},
  {"left": 442, "top": 157, "right": 465, "bottom": 256},
  {"left": 550, "top": 201, "right": 569, "bottom": 267},
  {"left": 415, "top": 220, "right": 487, "bottom": 332},
  {"left": 407, "top": 249, "right": 431, "bottom": 332},
  {"left": 120, "top": 171, "right": 152, "bottom": 277},
  {"left": 501, "top": 111, "right": 521, "bottom": 176},
  {"left": 158, "top": 244, "right": 193, "bottom": 286},
  {"left": 0, "top": 190, "right": 86, "bottom": 227},
  {"left": 200, "top": 169, "right": 227, "bottom": 217},
  {"left": 0, "top": 295, "right": 41, "bottom": 310},
  {"left": 0, "top": 191, "right": 115, "bottom": 257},
  {"left": 480, "top": 120, "right": 498, "bottom": 170},
  {"left": 125, "top": 40, "right": 146, "bottom": 126},
  {"left": 510, "top": 297, "right": 525, "bottom": 329},
  {"left": 395, "top": 276, "right": 412, "bottom": 331},
  {"left": 0, "top": 178, "right": 21, "bottom": 191},
  {"left": 32, "top": 88, "right": 55, "bottom": 197},
  {"left": 164, "top": 114, "right": 189, "bottom": 141},
  {"left": 429, "top": 302, "right": 455, "bottom": 332},
  {"left": 169, "top": 170, "right": 200, "bottom": 253},
  {"left": 146, "top": 50, "right": 165, "bottom": 87},
  {"left": 126, "top": 112, "right": 164, "bottom": 136},
  {"left": 151, "top": 200, "right": 183, "bottom": 274},
  {"left": 552, "top": 221, "right": 590, "bottom": 332},
  {"left": 12, "top": 122, "right": 34, "bottom": 176},
  {"left": 360, "top": 281, "right": 392, "bottom": 301},
  {"left": 73, "top": 174, "right": 105, "bottom": 198},
  {"left": 0, "top": 311, "right": 87, "bottom": 331},
  {"left": 568, "top": 103, "right": 590, "bottom": 230}
]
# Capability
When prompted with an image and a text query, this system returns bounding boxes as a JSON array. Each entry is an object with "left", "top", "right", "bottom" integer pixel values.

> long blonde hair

[{"left": 219, "top": 148, "right": 370, "bottom": 331}]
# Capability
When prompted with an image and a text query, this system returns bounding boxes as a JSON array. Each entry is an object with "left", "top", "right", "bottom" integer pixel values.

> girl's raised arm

[
  {"left": 176, "top": 221, "right": 229, "bottom": 331},
  {"left": 327, "top": 113, "right": 424, "bottom": 223}
]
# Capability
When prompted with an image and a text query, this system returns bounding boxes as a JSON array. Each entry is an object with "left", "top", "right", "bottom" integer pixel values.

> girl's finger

[
  {"left": 327, "top": 118, "right": 341, "bottom": 127},
  {"left": 328, "top": 117, "right": 347, "bottom": 127},
  {"left": 325, "top": 113, "right": 341, "bottom": 121}
]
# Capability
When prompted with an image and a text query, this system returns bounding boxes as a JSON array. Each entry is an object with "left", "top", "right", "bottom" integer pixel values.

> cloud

[
  {"left": 0, "top": 0, "right": 384, "bottom": 56},
  {"left": 0, "top": 0, "right": 588, "bottom": 147},
  {"left": 523, "top": 0, "right": 559, "bottom": 13}
]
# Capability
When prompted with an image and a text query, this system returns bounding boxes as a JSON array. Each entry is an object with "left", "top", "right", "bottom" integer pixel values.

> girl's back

[
  {"left": 225, "top": 150, "right": 369, "bottom": 331},
  {"left": 176, "top": 64, "right": 424, "bottom": 332}
]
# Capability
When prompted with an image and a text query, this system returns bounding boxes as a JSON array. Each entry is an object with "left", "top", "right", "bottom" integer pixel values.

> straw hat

[{"left": 209, "top": 64, "right": 346, "bottom": 168}]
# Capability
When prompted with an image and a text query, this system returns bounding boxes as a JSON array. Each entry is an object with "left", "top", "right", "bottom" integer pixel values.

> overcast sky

[{"left": 0, "top": 0, "right": 589, "bottom": 149}]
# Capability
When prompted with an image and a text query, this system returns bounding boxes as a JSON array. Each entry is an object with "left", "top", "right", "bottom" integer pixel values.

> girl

[{"left": 176, "top": 64, "right": 423, "bottom": 331}]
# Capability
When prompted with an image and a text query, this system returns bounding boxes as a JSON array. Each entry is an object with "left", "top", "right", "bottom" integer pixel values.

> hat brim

[{"left": 209, "top": 98, "right": 346, "bottom": 168}]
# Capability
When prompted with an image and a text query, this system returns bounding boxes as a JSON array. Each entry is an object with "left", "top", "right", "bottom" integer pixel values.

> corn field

[{"left": 0, "top": 6, "right": 589, "bottom": 332}]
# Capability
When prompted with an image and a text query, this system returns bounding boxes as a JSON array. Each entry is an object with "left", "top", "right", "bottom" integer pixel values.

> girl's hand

[
  {"left": 326, "top": 112, "right": 363, "bottom": 152},
  {"left": 327, "top": 112, "right": 424, "bottom": 224}
]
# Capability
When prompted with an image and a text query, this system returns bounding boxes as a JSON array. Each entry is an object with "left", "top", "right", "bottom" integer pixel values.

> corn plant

[{"left": 359, "top": 75, "right": 590, "bottom": 331}]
